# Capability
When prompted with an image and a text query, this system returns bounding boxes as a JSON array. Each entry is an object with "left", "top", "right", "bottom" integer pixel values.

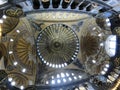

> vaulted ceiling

[{"left": 0, "top": 0, "right": 120, "bottom": 90}]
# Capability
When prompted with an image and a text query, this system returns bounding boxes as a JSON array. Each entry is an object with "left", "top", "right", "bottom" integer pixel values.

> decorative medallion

[
  {"left": 36, "top": 24, "right": 79, "bottom": 68},
  {"left": 4, "top": 7, "right": 24, "bottom": 18}
]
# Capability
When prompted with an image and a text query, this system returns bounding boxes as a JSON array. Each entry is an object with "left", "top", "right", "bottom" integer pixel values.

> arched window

[
  {"left": 105, "top": 35, "right": 116, "bottom": 57},
  {"left": 0, "top": 0, "right": 8, "bottom": 5}
]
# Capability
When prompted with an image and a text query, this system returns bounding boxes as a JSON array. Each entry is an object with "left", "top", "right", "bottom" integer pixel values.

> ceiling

[{"left": 0, "top": 0, "right": 120, "bottom": 90}]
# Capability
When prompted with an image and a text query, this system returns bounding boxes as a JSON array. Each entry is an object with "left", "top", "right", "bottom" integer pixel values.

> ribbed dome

[
  {"left": 2, "top": 17, "right": 19, "bottom": 35},
  {"left": 36, "top": 24, "right": 79, "bottom": 68}
]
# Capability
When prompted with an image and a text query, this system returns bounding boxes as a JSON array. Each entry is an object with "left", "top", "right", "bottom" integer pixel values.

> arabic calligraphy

[{"left": 5, "top": 7, "right": 23, "bottom": 17}]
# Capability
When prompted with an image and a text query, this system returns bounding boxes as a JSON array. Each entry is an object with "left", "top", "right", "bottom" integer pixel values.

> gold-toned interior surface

[
  {"left": 0, "top": 12, "right": 104, "bottom": 87},
  {"left": 0, "top": 0, "right": 120, "bottom": 89}
]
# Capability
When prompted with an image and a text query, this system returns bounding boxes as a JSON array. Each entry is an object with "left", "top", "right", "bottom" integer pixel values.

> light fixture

[
  {"left": 16, "top": 30, "right": 20, "bottom": 33},
  {"left": 76, "top": 43, "right": 79, "bottom": 46},
  {"left": 98, "top": 33, "right": 102, "bottom": 37},
  {"left": 104, "top": 67, "right": 108, "bottom": 72},
  {"left": 106, "top": 22, "right": 111, "bottom": 26},
  {"left": 46, "top": 62, "right": 49, "bottom": 65},
  {"left": 71, "top": 57, "right": 74, "bottom": 60},
  {"left": 46, "top": 81, "right": 49, "bottom": 84},
  {"left": 22, "top": 68, "right": 26, "bottom": 73},
  {"left": 11, "top": 81, "right": 16, "bottom": 86},
  {"left": 8, "top": 77, "right": 13, "bottom": 82},
  {"left": 52, "top": 64, "right": 55, "bottom": 68},
  {"left": 74, "top": 76, "right": 77, "bottom": 80},
  {"left": 59, "top": 64, "right": 61, "bottom": 68},
  {"left": 105, "top": 18, "right": 110, "bottom": 22},
  {"left": 38, "top": 36, "right": 41, "bottom": 39},
  {"left": 37, "top": 49, "right": 40, "bottom": 52},
  {"left": 2, "top": 15, "right": 7, "bottom": 19},
  {"left": 20, "top": 85, "right": 24, "bottom": 90},
  {"left": 28, "top": 80, "right": 33, "bottom": 85},
  {"left": 0, "top": 19, "right": 3, "bottom": 23},
  {"left": 68, "top": 77, "right": 72, "bottom": 81},
  {"left": 66, "top": 73, "right": 69, "bottom": 77},
  {"left": 73, "top": 55, "right": 76, "bottom": 58},
  {"left": 57, "top": 79, "right": 61, "bottom": 84},
  {"left": 100, "top": 43, "right": 104, "bottom": 46},
  {"left": 56, "top": 65, "right": 58, "bottom": 68},
  {"left": 13, "top": 61, "right": 18, "bottom": 66},
  {"left": 57, "top": 74, "right": 60, "bottom": 78},
  {"left": 44, "top": 60, "right": 46, "bottom": 63},
  {"left": 92, "top": 60, "right": 96, "bottom": 64},
  {"left": 63, "top": 78, "right": 66, "bottom": 83},
  {"left": 51, "top": 76, "right": 54, "bottom": 79},
  {"left": 51, "top": 80, "right": 55, "bottom": 84},
  {"left": 37, "top": 39, "right": 40, "bottom": 42},
  {"left": 92, "top": 27, "right": 96, "bottom": 30},
  {"left": 72, "top": 73, "right": 74, "bottom": 76},
  {"left": 64, "top": 63, "right": 67, "bottom": 66},
  {"left": 9, "top": 51, "right": 13, "bottom": 54},
  {"left": 10, "top": 38, "right": 14, "bottom": 42},
  {"left": 75, "top": 52, "right": 78, "bottom": 55},
  {"left": 101, "top": 71, "right": 106, "bottom": 75},
  {"left": 105, "top": 64, "right": 110, "bottom": 68},
  {"left": 61, "top": 73, "right": 65, "bottom": 78},
  {"left": 42, "top": 58, "right": 44, "bottom": 61},
  {"left": 78, "top": 75, "right": 82, "bottom": 79},
  {"left": 38, "top": 53, "right": 40, "bottom": 55},
  {"left": 76, "top": 49, "right": 79, "bottom": 52},
  {"left": 61, "top": 64, "right": 64, "bottom": 67},
  {"left": 49, "top": 63, "right": 52, "bottom": 67}
]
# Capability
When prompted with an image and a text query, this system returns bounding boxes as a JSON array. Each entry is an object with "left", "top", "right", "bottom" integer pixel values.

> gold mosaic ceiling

[
  {"left": 0, "top": 0, "right": 119, "bottom": 89},
  {"left": 0, "top": 9, "right": 119, "bottom": 90}
]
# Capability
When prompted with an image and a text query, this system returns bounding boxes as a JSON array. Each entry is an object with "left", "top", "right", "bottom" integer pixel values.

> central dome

[{"left": 36, "top": 24, "right": 79, "bottom": 68}]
